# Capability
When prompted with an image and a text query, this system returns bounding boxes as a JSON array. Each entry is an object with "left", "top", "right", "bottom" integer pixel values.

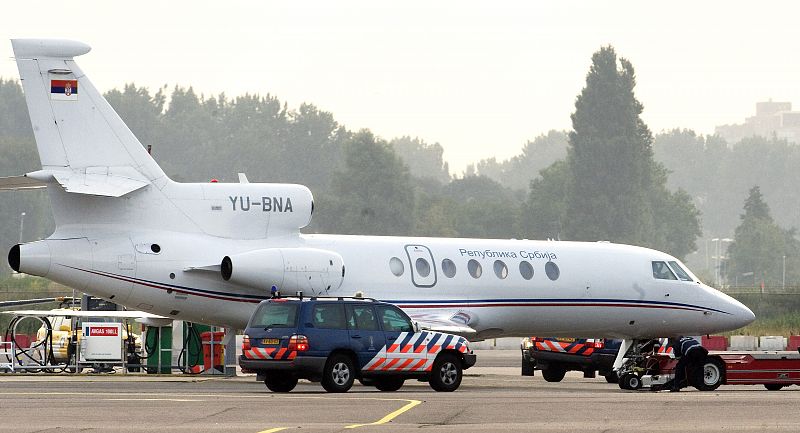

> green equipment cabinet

[{"left": 145, "top": 326, "right": 172, "bottom": 374}]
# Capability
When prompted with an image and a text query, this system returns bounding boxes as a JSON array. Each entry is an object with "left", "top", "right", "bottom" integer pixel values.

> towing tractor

[{"left": 616, "top": 341, "right": 800, "bottom": 391}]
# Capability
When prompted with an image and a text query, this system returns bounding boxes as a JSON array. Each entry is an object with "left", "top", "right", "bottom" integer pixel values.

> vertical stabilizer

[{"left": 11, "top": 39, "right": 166, "bottom": 185}]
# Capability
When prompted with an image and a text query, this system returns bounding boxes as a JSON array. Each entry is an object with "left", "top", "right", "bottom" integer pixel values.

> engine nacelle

[{"left": 221, "top": 247, "right": 345, "bottom": 295}]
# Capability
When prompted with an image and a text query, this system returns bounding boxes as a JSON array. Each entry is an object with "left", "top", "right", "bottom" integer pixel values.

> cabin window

[
  {"left": 415, "top": 257, "right": 431, "bottom": 278},
  {"left": 652, "top": 261, "right": 677, "bottom": 280},
  {"left": 494, "top": 260, "right": 508, "bottom": 279},
  {"left": 519, "top": 261, "right": 534, "bottom": 280},
  {"left": 668, "top": 261, "right": 693, "bottom": 282},
  {"left": 389, "top": 257, "right": 404, "bottom": 277},
  {"left": 442, "top": 259, "right": 457, "bottom": 278},
  {"left": 468, "top": 259, "right": 482, "bottom": 278},
  {"left": 545, "top": 261, "right": 560, "bottom": 281}
]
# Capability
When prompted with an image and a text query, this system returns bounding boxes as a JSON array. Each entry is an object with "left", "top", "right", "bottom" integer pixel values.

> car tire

[
  {"left": 764, "top": 384, "right": 784, "bottom": 391},
  {"left": 541, "top": 366, "right": 567, "bottom": 383},
  {"left": 265, "top": 374, "right": 298, "bottom": 392},
  {"left": 429, "top": 353, "right": 462, "bottom": 392},
  {"left": 604, "top": 371, "right": 619, "bottom": 383},
  {"left": 374, "top": 377, "right": 405, "bottom": 392},
  {"left": 693, "top": 357, "right": 724, "bottom": 391},
  {"left": 619, "top": 373, "right": 641, "bottom": 390},
  {"left": 322, "top": 354, "right": 355, "bottom": 393}
]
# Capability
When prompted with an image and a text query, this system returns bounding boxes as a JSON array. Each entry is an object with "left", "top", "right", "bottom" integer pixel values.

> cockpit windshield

[
  {"left": 668, "top": 261, "right": 693, "bottom": 282},
  {"left": 652, "top": 261, "right": 677, "bottom": 280}
]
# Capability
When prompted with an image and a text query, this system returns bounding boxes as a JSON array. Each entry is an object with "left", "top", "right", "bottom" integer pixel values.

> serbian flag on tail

[{"left": 50, "top": 79, "right": 78, "bottom": 101}]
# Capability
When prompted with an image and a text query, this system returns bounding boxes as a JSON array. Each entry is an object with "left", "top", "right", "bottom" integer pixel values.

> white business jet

[{"left": 1, "top": 40, "right": 754, "bottom": 360}]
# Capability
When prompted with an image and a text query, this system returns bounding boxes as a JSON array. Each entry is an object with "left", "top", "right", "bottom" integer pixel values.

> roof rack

[{"left": 270, "top": 294, "right": 378, "bottom": 302}]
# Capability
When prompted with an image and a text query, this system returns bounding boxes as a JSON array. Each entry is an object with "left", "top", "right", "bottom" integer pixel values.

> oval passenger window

[
  {"left": 415, "top": 258, "right": 431, "bottom": 277},
  {"left": 442, "top": 259, "right": 457, "bottom": 278},
  {"left": 519, "top": 261, "right": 534, "bottom": 280},
  {"left": 389, "top": 257, "right": 404, "bottom": 276},
  {"left": 468, "top": 259, "right": 482, "bottom": 279},
  {"left": 545, "top": 261, "right": 560, "bottom": 281}
]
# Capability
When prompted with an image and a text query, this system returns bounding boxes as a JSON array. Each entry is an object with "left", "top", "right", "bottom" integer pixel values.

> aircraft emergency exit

[{"left": 2, "top": 40, "right": 754, "bottom": 349}]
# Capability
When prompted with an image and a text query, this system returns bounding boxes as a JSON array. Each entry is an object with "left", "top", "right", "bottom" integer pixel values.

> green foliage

[
  {"left": 565, "top": 46, "right": 655, "bottom": 244},
  {"left": 476, "top": 130, "right": 568, "bottom": 191},
  {"left": 442, "top": 176, "right": 520, "bottom": 239},
  {"left": 390, "top": 136, "right": 450, "bottom": 184},
  {"left": 726, "top": 186, "right": 800, "bottom": 286},
  {"left": 322, "top": 130, "right": 415, "bottom": 235},
  {"left": 520, "top": 160, "right": 569, "bottom": 239}
]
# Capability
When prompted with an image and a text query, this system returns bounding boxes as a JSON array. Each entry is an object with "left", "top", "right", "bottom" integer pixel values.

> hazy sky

[{"left": 2, "top": 1, "right": 799, "bottom": 172}]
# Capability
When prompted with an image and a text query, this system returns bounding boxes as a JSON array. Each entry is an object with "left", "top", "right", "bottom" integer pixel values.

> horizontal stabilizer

[
  {"left": 49, "top": 167, "right": 149, "bottom": 197},
  {"left": 0, "top": 175, "right": 47, "bottom": 191}
]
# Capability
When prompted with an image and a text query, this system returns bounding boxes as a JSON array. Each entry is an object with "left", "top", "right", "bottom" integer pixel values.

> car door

[
  {"left": 345, "top": 304, "right": 386, "bottom": 371},
  {"left": 376, "top": 304, "right": 429, "bottom": 372}
]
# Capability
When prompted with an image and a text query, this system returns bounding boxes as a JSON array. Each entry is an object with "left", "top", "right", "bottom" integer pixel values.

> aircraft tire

[
  {"left": 619, "top": 373, "right": 641, "bottom": 390},
  {"left": 764, "top": 384, "right": 784, "bottom": 391}
]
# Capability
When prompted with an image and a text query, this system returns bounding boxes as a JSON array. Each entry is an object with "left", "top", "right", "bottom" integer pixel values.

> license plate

[
  {"left": 262, "top": 338, "right": 279, "bottom": 345},
  {"left": 557, "top": 338, "right": 576, "bottom": 343}
]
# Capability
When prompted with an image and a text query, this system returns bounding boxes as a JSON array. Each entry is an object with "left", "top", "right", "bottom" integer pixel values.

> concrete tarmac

[{"left": 1, "top": 350, "right": 799, "bottom": 432}]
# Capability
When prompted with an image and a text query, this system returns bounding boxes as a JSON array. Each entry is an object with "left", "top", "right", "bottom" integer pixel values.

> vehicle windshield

[
  {"left": 668, "top": 261, "right": 693, "bottom": 282},
  {"left": 249, "top": 302, "right": 299, "bottom": 328}
]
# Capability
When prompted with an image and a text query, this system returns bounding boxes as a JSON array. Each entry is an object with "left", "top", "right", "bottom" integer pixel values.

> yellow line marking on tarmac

[
  {"left": 256, "top": 428, "right": 288, "bottom": 433},
  {"left": 344, "top": 398, "right": 422, "bottom": 429}
]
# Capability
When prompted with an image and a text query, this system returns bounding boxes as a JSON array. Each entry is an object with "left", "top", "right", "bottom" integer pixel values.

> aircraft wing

[
  {"left": 405, "top": 309, "right": 477, "bottom": 337},
  {"left": 0, "top": 175, "right": 47, "bottom": 191},
  {"left": 0, "top": 308, "right": 167, "bottom": 319}
]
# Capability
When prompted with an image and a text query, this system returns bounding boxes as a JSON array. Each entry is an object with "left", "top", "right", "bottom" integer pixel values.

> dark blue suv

[{"left": 239, "top": 296, "right": 476, "bottom": 393}]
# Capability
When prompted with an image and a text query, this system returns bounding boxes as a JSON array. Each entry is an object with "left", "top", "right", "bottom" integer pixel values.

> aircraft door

[{"left": 405, "top": 244, "right": 437, "bottom": 288}]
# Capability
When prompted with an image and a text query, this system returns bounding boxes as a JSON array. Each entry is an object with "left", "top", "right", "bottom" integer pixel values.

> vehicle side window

[
  {"left": 345, "top": 304, "right": 380, "bottom": 331},
  {"left": 652, "top": 261, "right": 677, "bottom": 280},
  {"left": 312, "top": 303, "right": 346, "bottom": 329},
  {"left": 377, "top": 305, "right": 413, "bottom": 332}
]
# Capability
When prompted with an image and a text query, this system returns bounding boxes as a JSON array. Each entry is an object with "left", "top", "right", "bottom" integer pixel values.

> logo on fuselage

[{"left": 228, "top": 196, "right": 294, "bottom": 212}]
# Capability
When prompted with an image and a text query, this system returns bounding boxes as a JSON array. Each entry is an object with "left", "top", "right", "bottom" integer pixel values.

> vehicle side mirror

[
  {"left": 59, "top": 325, "right": 71, "bottom": 332},
  {"left": 413, "top": 321, "right": 421, "bottom": 333}
]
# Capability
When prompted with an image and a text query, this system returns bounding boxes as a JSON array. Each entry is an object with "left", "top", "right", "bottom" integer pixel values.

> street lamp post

[
  {"left": 782, "top": 255, "right": 786, "bottom": 291},
  {"left": 711, "top": 237, "right": 733, "bottom": 287},
  {"left": 19, "top": 211, "right": 26, "bottom": 244}
]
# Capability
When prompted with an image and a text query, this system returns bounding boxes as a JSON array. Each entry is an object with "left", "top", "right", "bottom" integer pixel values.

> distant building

[{"left": 715, "top": 100, "right": 800, "bottom": 145}]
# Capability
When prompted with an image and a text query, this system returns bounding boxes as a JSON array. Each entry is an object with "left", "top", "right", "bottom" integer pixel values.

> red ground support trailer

[
  {"left": 717, "top": 351, "right": 800, "bottom": 390},
  {"left": 620, "top": 349, "right": 800, "bottom": 391}
]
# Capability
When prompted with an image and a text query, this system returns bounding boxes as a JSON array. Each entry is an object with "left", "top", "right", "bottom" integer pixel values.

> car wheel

[
  {"left": 764, "top": 384, "right": 784, "bottom": 391},
  {"left": 693, "top": 357, "right": 724, "bottom": 391},
  {"left": 429, "top": 353, "right": 462, "bottom": 392},
  {"left": 322, "top": 354, "right": 355, "bottom": 393},
  {"left": 541, "top": 366, "right": 567, "bottom": 382},
  {"left": 619, "top": 373, "right": 641, "bottom": 390},
  {"left": 265, "top": 374, "right": 298, "bottom": 392},
  {"left": 604, "top": 371, "right": 619, "bottom": 384},
  {"left": 374, "top": 377, "right": 405, "bottom": 392}
]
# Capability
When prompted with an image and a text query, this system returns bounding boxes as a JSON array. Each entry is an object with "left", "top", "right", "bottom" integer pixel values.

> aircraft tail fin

[{"left": 10, "top": 39, "right": 167, "bottom": 194}]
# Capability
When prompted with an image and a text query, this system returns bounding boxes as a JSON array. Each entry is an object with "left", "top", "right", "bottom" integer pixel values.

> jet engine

[{"left": 221, "top": 247, "right": 345, "bottom": 295}]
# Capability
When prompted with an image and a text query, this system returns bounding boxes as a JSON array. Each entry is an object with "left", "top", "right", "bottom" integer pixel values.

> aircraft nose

[{"left": 728, "top": 296, "right": 756, "bottom": 328}]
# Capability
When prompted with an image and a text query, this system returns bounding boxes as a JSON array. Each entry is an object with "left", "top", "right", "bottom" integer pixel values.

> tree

[
  {"left": 560, "top": 46, "right": 700, "bottom": 258},
  {"left": 476, "top": 130, "right": 568, "bottom": 191},
  {"left": 520, "top": 160, "right": 570, "bottom": 240},
  {"left": 442, "top": 176, "right": 519, "bottom": 239},
  {"left": 390, "top": 136, "right": 450, "bottom": 185},
  {"left": 726, "top": 186, "right": 800, "bottom": 286},
  {"left": 321, "top": 130, "right": 415, "bottom": 235}
]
